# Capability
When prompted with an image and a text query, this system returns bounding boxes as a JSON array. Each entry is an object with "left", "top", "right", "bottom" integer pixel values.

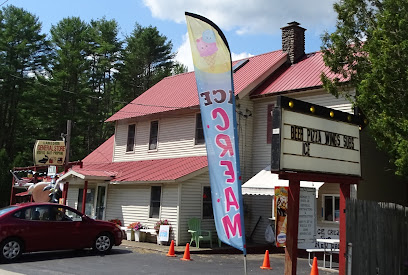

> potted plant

[
  {"left": 108, "top": 219, "right": 122, "bottom": 226},
  {"left": 127, "top": 222, "right": 144, "bottom": 241},
  {"left": 154, "top": 219, "right": 171, "bottom": 245}
]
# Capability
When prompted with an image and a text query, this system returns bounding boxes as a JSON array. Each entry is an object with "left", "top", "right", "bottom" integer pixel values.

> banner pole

[{"left": 243, "top": 254, "right": 247, "bottom": 275}]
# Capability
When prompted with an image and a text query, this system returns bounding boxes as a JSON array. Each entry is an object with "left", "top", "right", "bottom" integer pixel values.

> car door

[
  {"left": 51, "top": 206, "right": 97, "bottom": 249},
  {"left": 17, "top": 205, "right": 61, "bottom": 252}
]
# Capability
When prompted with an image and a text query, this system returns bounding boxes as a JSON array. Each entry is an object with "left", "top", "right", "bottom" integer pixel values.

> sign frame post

[{"left": 271, "top": 96, "right": 363, "bottom": 275}]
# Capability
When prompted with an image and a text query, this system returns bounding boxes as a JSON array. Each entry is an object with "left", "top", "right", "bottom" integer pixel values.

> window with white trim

[
  {"left": 323, "top": 195, "right": 340, "bottom": 222},
  {"left": 149, "top": 121, "right": 159, "bottom": 150},
  {"left": 126, "top": 124, "right": 136, "bottom": 152},
  {"left": 149, "top": 186, "right": 161, "bottom": 218},
  {"left": 195, "top": 113, "right": 205, "bottom": 145},
  {"left": 202, "top": 186, "right": 213, "bottom": 219}
]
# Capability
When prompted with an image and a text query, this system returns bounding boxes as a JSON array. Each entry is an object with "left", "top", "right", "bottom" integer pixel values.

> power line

[
  {"left": 0, "top": 0, "right": 9, "bottom": 7},
  {"left": 8, "top": 73, "right": 200, "bottom": 113}
]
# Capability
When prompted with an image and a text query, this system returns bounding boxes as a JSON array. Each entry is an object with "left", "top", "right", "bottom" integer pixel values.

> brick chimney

[{"left": 281, "top": 21, "right": 306, "bottom": 64}]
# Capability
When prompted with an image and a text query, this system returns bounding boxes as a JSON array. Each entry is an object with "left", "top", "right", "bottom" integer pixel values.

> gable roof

[
  {"left": 82, "top": 135, "right": 114, "bottom": 164},
  {"left": 251, "top": 51, "right": 348, "bottom": 97},
  {"left": 106, "top": 50, "right": 287, "bottom": 122},
  {"left": 63, "top": 156, "right": 208, "bottom": 183}
]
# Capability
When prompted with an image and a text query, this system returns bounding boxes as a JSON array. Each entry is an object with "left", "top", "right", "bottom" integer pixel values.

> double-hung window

[
  {"left": 126, "top": 124, "right": 136, "bottom": 152},
  {"left": 149, "top": 121, "right": 159, "bottom": 150},
  {"left": 323, "top": 195, "right": 340, "bottom": 222},
  {"left": 195, "top": 113, "right": 205, "bottom": 145},
  {"left": 149, "top": 186, "right": 161, "bottom": 218}
]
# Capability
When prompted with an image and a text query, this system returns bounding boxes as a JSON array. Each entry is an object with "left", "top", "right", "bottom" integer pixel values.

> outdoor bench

[{"left": 306, "top": 248, "right": 339, "bottom": 269}]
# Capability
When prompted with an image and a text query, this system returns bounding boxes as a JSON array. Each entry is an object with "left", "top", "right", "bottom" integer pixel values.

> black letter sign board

[{"left": 271, "top": 96, "right": 364, "bottom": 177}]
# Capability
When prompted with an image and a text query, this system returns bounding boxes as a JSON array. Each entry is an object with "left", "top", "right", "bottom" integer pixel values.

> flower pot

[
  {"left": 126, "top": 229, "right": 135, "bottom": 241},
  {"left": 134, "top": 230, "right": 144, "bottom": 242}
]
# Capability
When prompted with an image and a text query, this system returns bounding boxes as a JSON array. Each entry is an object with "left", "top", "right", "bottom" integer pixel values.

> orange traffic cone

[
  {"left": 180, "top": 243, "right": 192, "bottom": 261},
  {"left": 310, "top": 257, "right": 319, "bottom": 275},
  {"left": 260, "top": 250, "right": 272, "bottom": 269},
  {"left": 166, "top": 240, "right": 176, "bottom": 257}
]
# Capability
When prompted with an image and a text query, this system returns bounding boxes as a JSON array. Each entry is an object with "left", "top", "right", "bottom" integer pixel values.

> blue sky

[{"left": 4, "top": 0, "right": 338, "bottom": 71}]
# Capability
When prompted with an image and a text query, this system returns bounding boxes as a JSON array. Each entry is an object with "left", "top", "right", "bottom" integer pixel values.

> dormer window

[
  {"left": 149, "top": 121, "right": 159, "bottom": 150},
  {"left": 195, "top": 114, "right": 205, "bottom": 145},
  {"left": 126, "top": 124, "right": 136, "bottom": 152}
]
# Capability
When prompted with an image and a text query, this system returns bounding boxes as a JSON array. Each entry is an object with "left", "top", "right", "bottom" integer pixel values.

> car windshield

[{"left": 0, "top": 206, "right": 18, "bottom": 216}]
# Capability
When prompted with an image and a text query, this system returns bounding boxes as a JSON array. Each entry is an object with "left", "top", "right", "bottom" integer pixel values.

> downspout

[{"left": 176, "top": 182, "right": 182, "bottom": 246}]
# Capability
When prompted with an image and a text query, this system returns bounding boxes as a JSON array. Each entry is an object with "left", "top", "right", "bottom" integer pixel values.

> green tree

[
  {"left": 321, "top": 0, "right": 408, "bottom": 177},
  {"left": 87, "top": 18, "right": 121, "bottom": 151},
  {"left": 172, "top": 62, "right": 188, "bottom": 75},
  {"left": 118, "top": 24, "right": 175, "bottom": 101},
  {"left": 50, "top": 17, "right": 92, "bottom": 160},
  {"left": 0, "top": 5, "right": 50, "bottom": 159}
]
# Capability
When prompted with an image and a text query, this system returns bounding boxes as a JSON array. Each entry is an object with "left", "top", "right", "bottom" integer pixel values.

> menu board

[{"left": 297, "top": 187, "right": 316, "bottom": 249}]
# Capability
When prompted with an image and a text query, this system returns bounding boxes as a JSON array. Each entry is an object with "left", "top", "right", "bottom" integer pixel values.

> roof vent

[{"left": 233, "top": 59, "right": 249, "bottom": 73}]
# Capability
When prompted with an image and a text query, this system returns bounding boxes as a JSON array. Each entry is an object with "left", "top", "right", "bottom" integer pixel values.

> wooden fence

[{"left": 346, "top": 199, "right": 408, "bottom": 275}]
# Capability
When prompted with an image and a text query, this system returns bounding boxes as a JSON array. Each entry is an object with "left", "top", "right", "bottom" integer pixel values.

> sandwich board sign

[{"left": 271, "top": 96, "right": 363, "bottom": 177}]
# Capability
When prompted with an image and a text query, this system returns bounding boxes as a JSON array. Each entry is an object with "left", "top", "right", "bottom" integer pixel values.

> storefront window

[
  {"left": 324, "top": 195, "right": 340, "bottom": 222},
  {"left": 77, "top": 189, "right": 95, "bottom": 216}
]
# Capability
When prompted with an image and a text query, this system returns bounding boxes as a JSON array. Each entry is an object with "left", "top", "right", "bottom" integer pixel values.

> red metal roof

[
  {"left": 251, "top": 51, "right": 348, "bottom": 97},
  {"left": 82, "top": 135, "right": 114, "bottom": 164},
  {"left": 72, "top": 156, "right": 208, "bottom": 182},
  {"left": 106, "top": 50, "right": 287, "bottom": 122}
]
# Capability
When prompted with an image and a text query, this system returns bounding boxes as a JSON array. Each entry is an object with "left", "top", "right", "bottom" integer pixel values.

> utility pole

[{"left": 64, "top": 120, "right": 71, "bottom": 172}]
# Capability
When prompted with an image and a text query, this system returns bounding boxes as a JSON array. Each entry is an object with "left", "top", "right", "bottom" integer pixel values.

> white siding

[
  {"left": 243, "top": 195, "right": 273, "bottom": 244},
  {"left": 66, "top": 187, "right": 79, "bottom": 210},
  {"left": 251, "top": 89, "right": 354, "bottom": 174},
  {"left": 113, "top": 114, "right": 207, "bottom": 162},
  {"left": 104, "top": 184, "right": 179, "bottom": 243},
  {"left": 160, "top": 184, "right": 179, "bottom": 243},
  {"left": 236, "top": 96, "right": 254, "bottom": 182},
  {"left": 179, "top": 172, "right": 217, "bottom": 245}
]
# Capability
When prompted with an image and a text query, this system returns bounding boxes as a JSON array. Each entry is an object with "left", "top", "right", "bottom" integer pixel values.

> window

[
  {"left": 202, "top": 186, "right": 214, "bottom": 219},
  {"left": 195, "top": 114, "right": 205, "bottom": 145},
  {"left": 126, "top": 124, "right": 136, "bottom": 152},
  {"left": 25, "top": 206, "right": 51, "bottom": 221},
  {"left": 267, "top": 104, "right": 274, "bottom": 144},
  {"left": 51, "top": 206, "right": 82, "bottom": 222},
  {"left": 323, "top": 195, "right": 340, "bottom": 222},
  {"left": 149, "top": 121, "right": 159, "bottom": 150},
  {"left": 149, "top": 186, "right": 161, "bottom": 218},
  {"left": 77, "top": 189, "right": 95, "bottom": 216}
]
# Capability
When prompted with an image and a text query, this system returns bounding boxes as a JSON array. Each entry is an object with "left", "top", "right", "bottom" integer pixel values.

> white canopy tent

[{"left": 242, "top": 166, "right": 324, "bottom": 198}]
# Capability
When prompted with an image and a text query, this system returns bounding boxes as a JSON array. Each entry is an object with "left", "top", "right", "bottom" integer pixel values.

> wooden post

[
  {"left": 284, "top": 179, "right": 300, "bottom": 275},
  {"left": 339, "top": 183, "right": 350, "bottom": 275},
  {"left": 62, "top": 182, "right": 69, "bottom": 205},
  {"left": 81, "top": 181, "right": 88, "bottom": 214}
]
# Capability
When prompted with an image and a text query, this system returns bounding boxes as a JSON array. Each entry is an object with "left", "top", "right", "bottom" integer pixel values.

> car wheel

[
  {"left": 93, "top": 233, "right": 113, "bottom": 253},
  {"left": 1, "top": 238, "right": 22, "bottom": 262}
]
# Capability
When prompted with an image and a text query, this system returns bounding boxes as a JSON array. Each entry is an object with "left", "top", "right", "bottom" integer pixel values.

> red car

[{"left": 0, "top": 202, "right": 123, "bottom": 262}]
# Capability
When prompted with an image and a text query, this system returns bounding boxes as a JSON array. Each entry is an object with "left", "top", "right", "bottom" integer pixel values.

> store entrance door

[{"left": 95, "top": 185, "right": 107, "bottom": 220}]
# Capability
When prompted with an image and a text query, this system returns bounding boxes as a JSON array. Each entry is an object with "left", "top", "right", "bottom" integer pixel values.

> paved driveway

[{"left": 0, "top": 243, "right": 338, "bottom": 274}]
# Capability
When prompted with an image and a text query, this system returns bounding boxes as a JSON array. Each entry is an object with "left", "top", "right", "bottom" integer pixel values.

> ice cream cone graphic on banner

[{"left": 195, "top": 29, "right": 218, "bottom": 71}]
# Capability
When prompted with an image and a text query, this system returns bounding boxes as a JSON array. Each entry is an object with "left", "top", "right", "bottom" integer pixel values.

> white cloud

[
  {"left": 231, "top": 52, "right": 254, "bottom": 61},
  {"left": 143, "top": 0, "right": 336, "bottom": 35},
  {"left": 174, "top": 33, "right": 255, "bottom": 72},
  {"left": 174, "top": 33, "right": 194, "bottom": 72}
]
